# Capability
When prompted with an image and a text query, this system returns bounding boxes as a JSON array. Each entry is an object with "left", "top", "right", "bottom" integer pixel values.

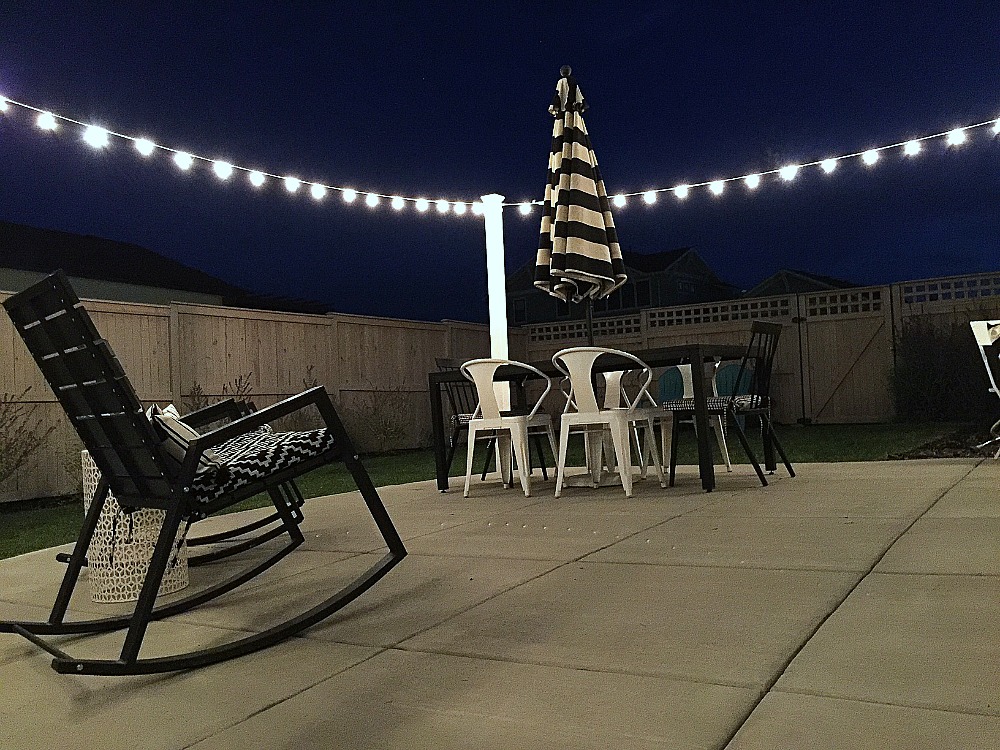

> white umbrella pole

[{"left": 481, "top": 193, "right": 511, "bottom": 409}]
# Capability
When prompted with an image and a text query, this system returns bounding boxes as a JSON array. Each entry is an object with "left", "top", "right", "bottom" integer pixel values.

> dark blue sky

[{"left": 1, "top": 3, "right": 997, "bottom": 322}]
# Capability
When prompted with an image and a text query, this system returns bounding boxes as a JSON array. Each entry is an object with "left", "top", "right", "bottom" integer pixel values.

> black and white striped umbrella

[{"left": 534, "top": 66, "right": 626, "bottom": 306}]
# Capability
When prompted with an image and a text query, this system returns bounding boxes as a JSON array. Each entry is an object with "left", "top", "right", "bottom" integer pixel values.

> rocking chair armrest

[
  {"left": 181, "top": 398, "right": 243, "bottom": 429},
  {"left": 192, "top": 386, "right": 333, "bottom": 449}
]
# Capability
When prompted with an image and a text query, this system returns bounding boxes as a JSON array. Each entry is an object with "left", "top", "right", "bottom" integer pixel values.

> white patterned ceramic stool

[{"left": 81, "top": 450, "right": 189, "bottom": 603}]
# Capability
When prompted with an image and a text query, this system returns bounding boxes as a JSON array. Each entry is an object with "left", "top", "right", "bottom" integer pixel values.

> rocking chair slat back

[{"left": 3, "top": 271, "right": 175, "bottom": 508}]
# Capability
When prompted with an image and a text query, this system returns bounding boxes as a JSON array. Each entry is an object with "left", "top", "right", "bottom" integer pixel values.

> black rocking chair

[{"left": 0, "top": 270, "right": 406, "bottom": 675}]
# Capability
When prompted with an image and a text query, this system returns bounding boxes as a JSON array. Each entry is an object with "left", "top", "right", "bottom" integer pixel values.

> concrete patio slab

[
  {"left": 400, "top": 561, "right": 860, "bottom": 689},
  {"left": 0, "top": 458, "right": 996, "bottom": 749},
  {"left": 775, "top": 572, "right": 1000, "bottom": 715},
  {"left": 727, "top": 691, "right": 1000, "bottom": 749},
  {"left": 188, "top": 649, "right": 757, "bottom": 750},
  {"left": 587, "top": 515, "right": 911, "bottom": 571}
]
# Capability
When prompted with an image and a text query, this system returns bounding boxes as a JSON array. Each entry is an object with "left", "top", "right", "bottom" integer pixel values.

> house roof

[
  {"left": 743, "top": 269, "right": 858, "bottom": 297},
  {"left": 0, "top": 221, "right": 331, "bottom": 314},
  {"left": 619, "top": 248, "right": 690, "bottom": 273}
]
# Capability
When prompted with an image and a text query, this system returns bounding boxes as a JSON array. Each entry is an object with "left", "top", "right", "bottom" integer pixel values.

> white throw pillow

[{"left": 153, "top": 412, "right": 221, "bottom": 472}]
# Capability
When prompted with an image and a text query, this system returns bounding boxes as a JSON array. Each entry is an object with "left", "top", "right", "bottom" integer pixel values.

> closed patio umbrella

[{"left": 534, "top": 66, "right": 626, "bottom": 344}]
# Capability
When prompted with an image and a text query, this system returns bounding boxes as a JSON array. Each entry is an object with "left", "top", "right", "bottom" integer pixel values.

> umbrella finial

[{"left": 560, "top": 65, "right": 572, "bottom": 77}]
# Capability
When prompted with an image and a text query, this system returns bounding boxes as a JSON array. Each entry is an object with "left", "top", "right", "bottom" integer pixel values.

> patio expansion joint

[
  {"left": 180, "top": 645, "right": 396, "bottom": 750},
  {"left": 768, "top": 684, "right": 1000, "bottom": 719},
  {"left": 714, "top": 461, "right": 980, "bottom": 749}
]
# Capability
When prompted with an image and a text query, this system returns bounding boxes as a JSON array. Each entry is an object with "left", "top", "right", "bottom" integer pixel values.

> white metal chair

[
  {"left": 552, "top": 347, "right": 665, "bottom": 498},
  {"left": 658, "top": 362, "right": 733, "bottom": 474},
  {"left": 969, "top": 320, "right": 1000, "bottom": 457},
  {"left": 460, "top": 358, "right": 558, "bottom": 497}
]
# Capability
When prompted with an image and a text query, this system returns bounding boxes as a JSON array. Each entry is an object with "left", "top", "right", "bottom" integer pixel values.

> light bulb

[
  {"left": 342, "top": 188, "right": 357, "bottom": 202},
  {"left": 174, "top": 151, "right": 193, "bottom": 170},
  {"left": 820, "top": 159, "right": 837, "bottom": 173},
  {"left": 744, "top": 174, "right": 761, "bottom": 189},
  {"left": 213, "top": 161, "right": 233, "bottom": 179},
  {"left": 391, "top": 196, "right": 405, "bottom": 210},
  {"left": 862, "top": 150, "right": 878, "bottom": 165},
  {"left": 248, "top": 170, "right": 265, "bottom": 187},
  {"left": 134, "top": 138, "right": 156, "bottom": 156},
  {"left": 779, "top": 164, "right": 799, "bottom": 181},
  {"left": 708, "top": 180, "right": 724, "bottom": 196},
  {"left": 992, "top": 119, "right": 1000, "bottom": 135},
  {"left": 415, "top": 198, "right": 430, "bottom": 212},
  {"left": 946, "top": 128, "right": 966, "bottom": 146},
  {"left": 903, "top": 140, "right": 921, "bottom": 156},
  {"left": 0, "top": 98, "right": 8, "bottom": 112},
  {"left": 453, "top": 201, "right": 467, "bottom": 215},
  {"left": 518, "top": 202, "right": 532, "bottom": 215},
  {"left": 284, "top": 176, "right": 301, "bottom": 193},
  {"left": 612, "top": 194, "right": 626, "bottom": 207},
  {"left": 37, "top": 112, "right": 57, "bottom": 131},
  {"left": 83, "top": 125, "right": 109, "bottom": 148},
  {"left": 365, "top": 193, "right": 380, "bottom": 207},
  {"left": 673, "top": 184, "right": 689, "bottom": 199},
  {"left": 472, "top": 201, "right": 485, "bottom": 215},
  {"left": 436, "top": 199, "right": 450, "bottom": 214},
  {"left": 310, "top": 183, "right": 327, "bottom": 200},
  {"left": 642, "top": 190, "right": 657, "bottom": 204}
]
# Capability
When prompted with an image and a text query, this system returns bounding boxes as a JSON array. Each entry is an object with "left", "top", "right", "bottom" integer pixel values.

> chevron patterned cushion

[
  {"left": 661, "top": 395, "right": 768, "bottom": 412},
  {"left": 189, "top": 428, "right": 335, "bottom": 505}
]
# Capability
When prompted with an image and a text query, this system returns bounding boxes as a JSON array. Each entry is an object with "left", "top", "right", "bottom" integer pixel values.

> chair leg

[
  {"left": 49, "top": 477, "right": 110, "bottom": 624},
  {"left": 760, "top": 414, "right": 778, "bottom": 472},
  {"left": 464, "top": 426, "right": 478, "bottom": 497},
  {"left": 610, "top": 417, "right": 633, "bottom": 497},
  {"left": 668, "top": 417, "right": 680, "bottom": 487},
  {"left": 643, "top": 416, "right": 666, "bottom": 488},
  {"left": 764, "top": 417, "right": 795, "bottom": 478},
  {"left": 713, "top": 416, "right": 732, "bottom": 471},
  {"left": 729, "top": 417, "right": 768, "bottom": 487},
  {"left": 509, "top": 424, "right": 532, "bottom": 497},
  {"left": 555, "top": 420, "right": 571, "bottom": 498},
  {"left": 530, "top": 433, "right": 549, "bottom": 481}
]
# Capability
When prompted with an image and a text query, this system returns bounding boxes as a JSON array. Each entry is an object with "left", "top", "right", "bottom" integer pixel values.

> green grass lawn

[{"left": 0, "top": 421, "right": 976, "bottom": 560}]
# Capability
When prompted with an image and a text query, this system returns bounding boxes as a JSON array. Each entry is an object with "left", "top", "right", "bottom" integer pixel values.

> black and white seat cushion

[
  {"left": 190, "top": 428, "right": 336, "bottom": 505},
  {"left": 661, "top": 395, "right": 768, "bottom": 412}
]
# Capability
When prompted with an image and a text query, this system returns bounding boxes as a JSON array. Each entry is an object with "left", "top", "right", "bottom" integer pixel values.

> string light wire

[{"left": 0, "top": 95, "right": 997, "bottom": 216}]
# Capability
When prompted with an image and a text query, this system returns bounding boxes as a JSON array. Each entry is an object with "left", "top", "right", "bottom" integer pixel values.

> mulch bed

[{"left": 887, "top": 425, "right": 998, "bottom": 459}]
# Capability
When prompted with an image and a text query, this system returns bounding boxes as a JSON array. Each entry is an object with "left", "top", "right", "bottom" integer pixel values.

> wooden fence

[
  {"left": 2, "top": 270, "right": 999, "bottom": 501},
  {"left": 525, "top": 271, "right": 1000, "bottom": 426}
]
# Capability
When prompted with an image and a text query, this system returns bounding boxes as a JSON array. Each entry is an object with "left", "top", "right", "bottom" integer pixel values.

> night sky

[{"left": 1, "top": 3, "right": 997, "bottom": 322}]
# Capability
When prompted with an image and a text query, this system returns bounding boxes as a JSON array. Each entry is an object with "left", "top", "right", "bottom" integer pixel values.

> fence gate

[{"left": 797, "top": 287, "right": 894, "bottom": 423}]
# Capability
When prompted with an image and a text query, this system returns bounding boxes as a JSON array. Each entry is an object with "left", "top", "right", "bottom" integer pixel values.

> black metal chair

[
  {"left": 661, "top": 321, "right": 795, "bottom": 487},
  {"left": 0, "top": 271, "right": 406, "bottom": 675}
]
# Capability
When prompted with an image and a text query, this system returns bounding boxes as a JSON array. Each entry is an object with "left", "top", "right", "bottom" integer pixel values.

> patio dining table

[{"left": 428, "top": 342, "right": 748, "bottom": 493}]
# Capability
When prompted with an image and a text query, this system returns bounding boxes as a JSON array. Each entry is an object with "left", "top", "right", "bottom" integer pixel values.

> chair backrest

[
  {"left": 436, "top": 357, "right": 480, "bottom": 418},
  {"left": 459, "top": 358, "right": 552, "bottom": 420},
  {"left": 969, "top": 320, "right": 1000, "bottom": 397},
  {"left": 658, "top": 362, "right": 722, "bottom": 402},
  {"left": 728, "top": 321, "right": 783, "bottom": 405},
  {"left": 2, "top": 271, "right": 176, "bottom": 508},
  {"left": 553, "top": 347, "right": 653, "bottom": 415}
]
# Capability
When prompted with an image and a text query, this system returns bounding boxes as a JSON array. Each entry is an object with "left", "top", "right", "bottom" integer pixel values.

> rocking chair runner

[{"left": 0, "top": 271, "right": 406, "bottom": 675}]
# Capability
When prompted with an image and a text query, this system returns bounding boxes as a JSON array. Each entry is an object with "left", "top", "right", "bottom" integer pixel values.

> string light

[
  {"left": 134, "top": 138, "right": 156, "bottom": 156},
  {"left": 213, "top": 160, "right": 233, "bottom": 180},
  {"left": 1, "top": 95, "right": 998, "bottom": 216},
  {"left": 779, "top": 164, "right": 799, "bottom": 181},
  {"left": 83, "top": 125, "right": 109, "bottom": 149}
]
